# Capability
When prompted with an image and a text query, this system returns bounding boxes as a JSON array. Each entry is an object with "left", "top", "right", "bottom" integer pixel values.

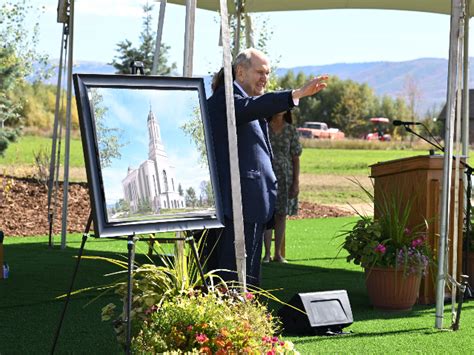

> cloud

[
  {"left": 110, "top": 103, "right": 136, "bottom": 126},
  {"left": 102, "top": 167, "right": 127, "bottom": 204},
  {"left": 169, "top": 149, "right": 211, "bottom": 193}
]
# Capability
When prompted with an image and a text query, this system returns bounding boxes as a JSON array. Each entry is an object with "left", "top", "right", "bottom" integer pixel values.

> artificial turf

[{"left": 0, "top": 217, "right": 473, "bottom": 354}]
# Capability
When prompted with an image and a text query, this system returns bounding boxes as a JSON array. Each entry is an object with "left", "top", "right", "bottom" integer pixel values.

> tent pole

[
  {"left": 436, "top": 0, "right": 463, "bottom": 329},
  {"left": 219, "top": 0, "right": 247, "bottom": 289},
  {"left": 462, "top": 0, "right": 470, "bottom": 156},
  {"left": 245, "top": 13, "right": 255, "bottom": 48},
  {"left": 47, "top": 23, "right": 66, "bottom": 247},
  {"left": 60, "top": 0, "right": 75, "bottom": 249},
  {"left": 233, "top": 0, "right": 242, "bottom": 56},
  {"left": 462, "top": 0, "right": 472, "bottom": 300},
  {"left": 183, "top": 0, "right": 196, "bottom": 77},
  {"left": 152, "top": 0, "right": 167, "bottom": 75},
  {"left": 451, "top": 9, "right": 465, "bottom": 322}
]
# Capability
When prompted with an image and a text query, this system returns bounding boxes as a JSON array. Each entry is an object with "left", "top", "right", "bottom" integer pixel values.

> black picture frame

[{"left": 73, "top": 74, "right": 223, "bottom": 238}]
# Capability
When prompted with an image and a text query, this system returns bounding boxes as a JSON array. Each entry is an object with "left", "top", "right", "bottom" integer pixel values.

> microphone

[{"left": 393, "top": 120, "right": 421, "bottom": 126}]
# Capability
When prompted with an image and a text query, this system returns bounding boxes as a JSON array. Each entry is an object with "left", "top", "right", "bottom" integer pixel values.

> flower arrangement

[
  {"left": 108, "top": 287, "right": 298, "bottom": 354},
  {"left": 339, "top": 179, "right": 433, "bottom": 276},
  {"left": 96, "top": 235, "right": 299, "bottom": 354}
]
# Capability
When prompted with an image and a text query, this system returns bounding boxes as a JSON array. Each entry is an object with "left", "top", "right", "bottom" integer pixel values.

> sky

[{"left": 32, "top": 0, "right": 463, "bottom": 76}]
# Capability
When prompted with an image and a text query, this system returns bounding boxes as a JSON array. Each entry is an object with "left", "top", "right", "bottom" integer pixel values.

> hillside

[
  {"left": 276, "top": 57, "right": 474, "bottom": 115},
  {"left": 43, "top": 57, "right": 469, "bottom": 115}
]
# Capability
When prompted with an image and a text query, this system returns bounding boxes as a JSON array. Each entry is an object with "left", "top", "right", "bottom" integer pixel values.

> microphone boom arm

[{"left": 402, "top": 124, "right": 444, "bottom": 152}]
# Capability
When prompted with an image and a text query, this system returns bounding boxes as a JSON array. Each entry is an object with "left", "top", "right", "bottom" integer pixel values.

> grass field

[
  {"left": 1, "top": 135, "right": 85, "bottom": 167},
  {"left": 300, "top": 149, "right": 427, "bottom": 176},
  {"left": 0, "top": 135, "right": 440, "bottom": 204},
  {"left": 1, "top": 218, "right": 472, "bottom": 353}
]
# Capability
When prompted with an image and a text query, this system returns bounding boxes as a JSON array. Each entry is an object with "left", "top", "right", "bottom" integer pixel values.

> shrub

[
  {"left": 88, "top": 238, "right": 299, "bottom": 354},
  {"left": 120, "top": 288, "right": 297, "bottom": 354},
  {"left": 0, "top": 134, "right": 8, "bottom": 156},
  {"left": 0, "top": 127, "right": 20, "bottom": 156}
]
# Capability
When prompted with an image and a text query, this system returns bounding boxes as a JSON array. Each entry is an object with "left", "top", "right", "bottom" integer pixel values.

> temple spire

[{"left": 147, "top": 105, "right": 165, "bottom": 160}]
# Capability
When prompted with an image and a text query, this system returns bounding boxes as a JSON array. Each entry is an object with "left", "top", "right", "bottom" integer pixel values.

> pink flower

[
  {"left": 266, "top": 351, "right": 276, "bottom": 355},
  {"left": 411, "top": 238, "right": 423, "bottom": 248},
  {"left": 271, "top": 336, "right": 279, "bottom": 344},
  {"left": 245, "top": 292, "right": 254, "bottom": 301},
  {"left": 404, "top": 228, "right": 412, "bottom": 235},
  {"left": 262, "top": 336, "right": 271, "bottom": 343},
  {"left": 144, "top": 304, "right": 158, "bottom": 315},
  {"left": 187, "top": 325, "right": 193, "bottom": 332},
  {"left": 374, "top": 244, "right": 386, "bottom": 254},
  {"left": 196, "top": 333, "right": 208, "bottom": 344}
]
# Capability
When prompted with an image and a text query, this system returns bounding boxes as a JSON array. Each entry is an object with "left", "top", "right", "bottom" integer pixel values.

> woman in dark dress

[{"left": 263, "top": 110, "right": 302, "bottom": 263}]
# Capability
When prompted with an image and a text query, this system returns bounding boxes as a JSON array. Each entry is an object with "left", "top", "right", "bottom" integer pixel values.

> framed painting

[{"left": 73, "top": 74, "right": 223, "bottom": 237}]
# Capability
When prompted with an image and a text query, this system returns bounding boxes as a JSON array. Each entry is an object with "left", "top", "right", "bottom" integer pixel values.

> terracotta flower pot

[{"left": 364, "top": 267, "right": 422, "bottom": 311}]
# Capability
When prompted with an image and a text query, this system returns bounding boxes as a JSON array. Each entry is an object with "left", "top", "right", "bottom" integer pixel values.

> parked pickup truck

[{"left": 297, "top": 121, "right": 345, "bottom": 140}]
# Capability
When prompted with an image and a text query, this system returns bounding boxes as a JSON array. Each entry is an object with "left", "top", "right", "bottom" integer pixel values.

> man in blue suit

[{"left": 207, "top": 48, "right": 328, "bottom": 286}]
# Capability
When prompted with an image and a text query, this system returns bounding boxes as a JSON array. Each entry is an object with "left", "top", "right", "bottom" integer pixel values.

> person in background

[
  {"left": 263, "top": 110, "right": 302, "bottom": 263},
  {"left": 206, "top": 47, "right": 327, "bottom": 286}
]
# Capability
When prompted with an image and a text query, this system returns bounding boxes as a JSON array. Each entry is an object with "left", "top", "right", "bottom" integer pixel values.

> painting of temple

[{"left": 121, "top": 107, "right": 186, "bottom": 214}]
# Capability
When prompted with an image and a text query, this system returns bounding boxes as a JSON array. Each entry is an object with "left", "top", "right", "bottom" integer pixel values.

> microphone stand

[{"left": 401, "top": 124, "right": 473, "bottom": 304}]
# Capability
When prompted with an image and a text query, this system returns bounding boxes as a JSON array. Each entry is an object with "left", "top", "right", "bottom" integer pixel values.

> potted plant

[{"left": 338, "top": 180, "right": 433, "bottom": 311}]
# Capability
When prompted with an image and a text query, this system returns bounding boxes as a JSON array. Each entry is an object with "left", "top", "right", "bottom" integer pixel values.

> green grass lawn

[
  {"left": 1, "top": 218, "right": 472, "bottom": 353},
  {"left": 300, "top": 149, "right": 428, "bottom": 176},
  {"left": 0, "top": 135, "right": 85, "bottom": 167}
]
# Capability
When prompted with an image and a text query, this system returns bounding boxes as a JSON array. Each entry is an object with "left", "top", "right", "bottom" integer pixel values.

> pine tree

[{"left": 110, "top": 3, "right": 176, "bottom": 75}]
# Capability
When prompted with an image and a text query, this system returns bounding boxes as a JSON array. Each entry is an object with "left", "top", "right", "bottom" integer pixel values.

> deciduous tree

[
  {"left": 90, "top": 89, "right": 127, "bottom": 168},
  {"left": 185, "top": 187, "right": 197, "bottom": 208}
]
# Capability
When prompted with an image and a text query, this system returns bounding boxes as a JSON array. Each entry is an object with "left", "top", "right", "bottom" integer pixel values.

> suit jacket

[{"left": 207, "top": 83, "right": 295, "bottom": 223}]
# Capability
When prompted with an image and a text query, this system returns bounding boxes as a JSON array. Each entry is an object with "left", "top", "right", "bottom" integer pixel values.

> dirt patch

[
  {"left": 0, "top": 175, "right": 357, "bottom": 237},
  {"left": 289, "top": 201, "right": 354, "bottom": 220}
]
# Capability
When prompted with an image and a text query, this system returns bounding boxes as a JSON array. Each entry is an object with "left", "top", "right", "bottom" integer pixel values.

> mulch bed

[
  {"left": 0, "top": 175, "right": 91, "bottom": 237},
  {"left": 289, "top": 201, "right": 352, "bottom": 220},
  {"left": 0, "top": 175, "right": 351, "bottom": 237}
]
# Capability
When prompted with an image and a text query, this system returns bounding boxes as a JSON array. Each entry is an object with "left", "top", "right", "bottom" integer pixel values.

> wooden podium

[{"left": 370, "top": 154, "right": 464, "bottom": 304}]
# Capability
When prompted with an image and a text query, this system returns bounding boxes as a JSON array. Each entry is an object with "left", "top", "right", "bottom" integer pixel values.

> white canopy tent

[
  {"left": 52, "top": 0, "right": 469, "bottom": 331},
  {"left": 168, "top": 0, "right": 472, "bottom": 16},
  {"left": 160, "top": 0, "right": 470, "bottom": 329}
]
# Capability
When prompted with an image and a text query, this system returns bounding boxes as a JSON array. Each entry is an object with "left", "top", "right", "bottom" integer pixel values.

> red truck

[{"left": 297, "top": 121, "right": 345, "bottom": 140}]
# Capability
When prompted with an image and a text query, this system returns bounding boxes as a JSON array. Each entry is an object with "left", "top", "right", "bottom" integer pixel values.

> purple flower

[{"left": 374, "top": 244, "right": 386, "bottom": 254}]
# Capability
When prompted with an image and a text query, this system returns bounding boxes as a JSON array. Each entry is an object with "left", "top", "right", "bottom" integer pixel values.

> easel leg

[
  {"left": 175, "top": 231, "right": 185, "bottom": 277},
  {"left": 147, "top": 236, "right": 155, "bottom": 257},
  {"left": 125, "top": 235, "right": 136, "bottom": 355},
  {"left": 48, "top": 212, "right": 54, "bottom": 248},
  {"left": 51, "top": 213, "right": 92, "bottom": 354},
  {"left": 187, "top": 235, "right": 209, "bottom": 292}
]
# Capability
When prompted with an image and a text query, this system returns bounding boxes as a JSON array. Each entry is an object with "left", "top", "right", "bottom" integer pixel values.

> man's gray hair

[{"left": 233, "top": 48, "right": 266, "bottom": 68}]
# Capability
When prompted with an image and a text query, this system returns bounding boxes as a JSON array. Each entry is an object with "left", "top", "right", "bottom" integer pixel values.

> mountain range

[
  {"left": 45, "top": 57, "right": 471, "bottom": 115},
  {"left": 276, "top": 57, "right": 474, "bottom": 115}
]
